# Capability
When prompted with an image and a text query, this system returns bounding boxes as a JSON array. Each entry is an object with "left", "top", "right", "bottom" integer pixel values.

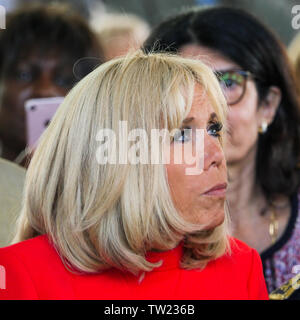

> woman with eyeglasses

[{"left": 144, "top": 7, "right": 300, "bottom": 294}]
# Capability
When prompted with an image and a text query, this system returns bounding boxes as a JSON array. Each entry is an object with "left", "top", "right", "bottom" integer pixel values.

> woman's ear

[{"left": 257, "top": 86, "right": 281, "bottom": 126}]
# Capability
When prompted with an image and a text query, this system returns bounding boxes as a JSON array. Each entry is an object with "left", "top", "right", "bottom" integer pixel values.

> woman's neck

[
  {"left": 226, "top": 146, "right": 267, "bottom": 231},
  {"left": 226, "top": 146, "right": 291, "bottom": 252}
]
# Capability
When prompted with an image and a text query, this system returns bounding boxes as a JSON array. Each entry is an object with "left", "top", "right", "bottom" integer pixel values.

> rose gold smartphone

[{"left": 24, "top": 97, "right": 64, "bottom": 148}]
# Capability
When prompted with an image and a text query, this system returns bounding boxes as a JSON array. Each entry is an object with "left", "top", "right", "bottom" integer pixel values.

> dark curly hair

[
  {"left": 143, "top": 6, "right": 300, "bottom": 202},
  {"left": 0, "top": 2, "right": 103, "bottom": 80}
]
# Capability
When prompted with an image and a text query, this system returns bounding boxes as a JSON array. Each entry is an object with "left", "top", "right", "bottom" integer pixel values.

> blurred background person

[
  {"left": 0, "top": 2, "right": 103, "bottom": 248},
  {"left": 90, "top": 12, "right": 150, "bottom": 61},
  {"left": 144, "top": 6, "right": 300, "bottom": 293},
  {"left": 0, "top": 3, "right": 103, "bottom": 166}
]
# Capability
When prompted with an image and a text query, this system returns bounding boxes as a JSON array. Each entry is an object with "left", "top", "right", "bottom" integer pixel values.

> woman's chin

[
  {"left": 190, "top": 209, "right": 225, "bottom": 230},
  {"left": 205, "top": 211, "right": 225, "bottom": 230}
]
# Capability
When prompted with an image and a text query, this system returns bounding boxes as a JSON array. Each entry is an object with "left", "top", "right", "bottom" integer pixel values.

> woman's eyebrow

[
  {"left": 208, "top": 112, "right": 218, "bottom": 122},
  {"left": 182, "top": 117, "right": 195, "bottom": 124},
  {"left": 182, "top": 113, "right": 218, "bottom": 125}
]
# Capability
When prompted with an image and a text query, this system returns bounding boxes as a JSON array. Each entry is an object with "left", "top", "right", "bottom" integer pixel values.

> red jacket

[{"left": 0, "top": 235, "right": 268, "bottom": 300}]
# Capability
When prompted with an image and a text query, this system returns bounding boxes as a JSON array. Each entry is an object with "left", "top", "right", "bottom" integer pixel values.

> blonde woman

[{"left": 0, "top": 51, "right": 268, "bottom": 300}]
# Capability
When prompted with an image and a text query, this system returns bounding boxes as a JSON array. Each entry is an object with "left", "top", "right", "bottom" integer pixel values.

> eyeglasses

[{"left": 214, "top": 69, "right": 252, "bottom": 105}]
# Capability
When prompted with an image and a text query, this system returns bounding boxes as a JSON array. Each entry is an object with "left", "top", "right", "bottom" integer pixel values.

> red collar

[{"left": 145, "top": 242, "right": 184, "bottom": 271}]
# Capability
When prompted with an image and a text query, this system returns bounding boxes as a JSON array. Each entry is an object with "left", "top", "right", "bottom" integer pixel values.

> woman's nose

[
  {"left": 31, "top": 74, "right": 61, "bottom": 98},
  {"left": 203, "top": 135, "right": 224, "bottom": 171}
]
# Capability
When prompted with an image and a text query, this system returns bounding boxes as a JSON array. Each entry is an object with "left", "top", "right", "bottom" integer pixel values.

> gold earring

[{"left": 258, "top": 121, "right": 268, "bottom": 134}]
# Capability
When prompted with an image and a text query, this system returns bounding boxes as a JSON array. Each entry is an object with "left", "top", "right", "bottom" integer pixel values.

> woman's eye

[
  {"left": 54, "top": 75, "right": 75, "bottom": 89},
  {"left": 15, "top": 70, "right": 33, "bottom": 82},
  {"left": 220, "top": 78, "right": 238, "bottom": 90},
  {"left": 224, "top": 79, "right": 236, "bottom": 88},
  {"left": 207, "top": 122, "right": 223, "bottom": 138},
  {"left": 219, "top": 73, "right": 243, "bottom": 90},
  {"left": 173, "top": 127, "right": 192, "bottom": 143}
]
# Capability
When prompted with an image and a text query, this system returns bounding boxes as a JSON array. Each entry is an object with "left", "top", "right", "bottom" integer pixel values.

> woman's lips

[{"left": 202, "top": 183, "right": 227, "bottom": 196}]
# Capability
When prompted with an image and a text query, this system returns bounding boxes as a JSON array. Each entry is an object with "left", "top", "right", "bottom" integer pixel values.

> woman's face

[
  {"left": 180, "top": 45, "right": 262, "bottom": 165},
  {"left": 165, "top": 84, "right": 227, "bottom": 229},
  {"left": 0, "top": 49, "right": 75, "bottom": 151}
]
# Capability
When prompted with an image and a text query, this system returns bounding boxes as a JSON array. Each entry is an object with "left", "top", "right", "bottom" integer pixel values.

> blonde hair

[{"left": 14, "top": 50, "right": 230, "bottom": 275}]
